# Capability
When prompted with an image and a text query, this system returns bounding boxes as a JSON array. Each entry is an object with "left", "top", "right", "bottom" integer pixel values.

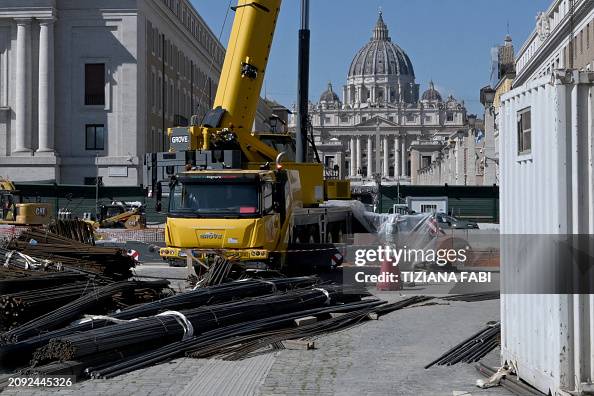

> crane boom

[
  {"left": 213, "top": 0, "right": 281, "bottom": 133},
  {"left": 174, "top": 0, "right": 283, "bottom": 163}
]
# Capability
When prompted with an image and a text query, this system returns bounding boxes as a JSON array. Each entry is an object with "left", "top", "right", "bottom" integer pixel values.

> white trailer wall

[{"left": 500, "top": 71, "right": 594, "bottom": 395}]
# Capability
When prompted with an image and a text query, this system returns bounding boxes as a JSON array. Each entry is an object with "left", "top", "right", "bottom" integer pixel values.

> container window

[{"left": 517, "top": 108, "right": 531, "bottom": 155}]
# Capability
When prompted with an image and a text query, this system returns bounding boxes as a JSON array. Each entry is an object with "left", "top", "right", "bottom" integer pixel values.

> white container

[{"left": 500, "top": 71, "right": 594, "bottom": 395}]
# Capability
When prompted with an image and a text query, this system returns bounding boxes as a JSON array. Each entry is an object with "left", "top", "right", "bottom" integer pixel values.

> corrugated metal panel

[
  {"left": 448, "top": 197, "right": 499, "bottom": 222},
  {"left": 379, "top": 186, "right": 499, "bottom": 222},
  {"left": 500, "top": 72, "right": 594, "bottom": 395},
  {"left": 13, "top": 183, "right": 166, "bottom": 223}
]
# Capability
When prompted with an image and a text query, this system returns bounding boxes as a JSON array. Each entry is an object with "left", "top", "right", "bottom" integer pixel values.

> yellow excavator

[
  {"left": 84, "top": 202, "right": 146, "bottom": 230},
  {"left": 146, "top": 0, "right": 354, "bottom": 270},
  {"left": 0, "top": 178, "right": 52, "bottom": 226}
]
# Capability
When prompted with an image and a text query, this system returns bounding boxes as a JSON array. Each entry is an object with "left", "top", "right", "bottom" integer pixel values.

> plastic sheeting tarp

[{"left": 324, "top": 200, "right": 432, "bottom": 236}]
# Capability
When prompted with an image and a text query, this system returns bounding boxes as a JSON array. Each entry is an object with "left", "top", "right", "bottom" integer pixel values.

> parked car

[{"left": 435, "top": 213, "right": 479, "bottom": 229}]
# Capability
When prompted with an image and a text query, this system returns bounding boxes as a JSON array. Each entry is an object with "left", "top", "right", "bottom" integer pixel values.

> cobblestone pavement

[{"left": 2, "top": 264, "right": 514, "bottom": 396}]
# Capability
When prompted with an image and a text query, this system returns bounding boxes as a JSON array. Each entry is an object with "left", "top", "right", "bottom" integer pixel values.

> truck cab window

[{"left": 262, "top": 183, "right": 273, "bottom": 214}]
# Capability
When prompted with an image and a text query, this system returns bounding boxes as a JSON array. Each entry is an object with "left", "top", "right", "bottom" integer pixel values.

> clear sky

[{"left": 190, "top": 0, "right": 550, "bottom": 115}]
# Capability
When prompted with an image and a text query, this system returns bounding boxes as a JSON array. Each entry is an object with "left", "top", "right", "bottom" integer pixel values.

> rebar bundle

[
  {"left": 189, "top": 296, "right": 435, "bottom": 361},
  {"left": 441, "top": 291, "right": 500, "bottom": 302},
  {"left": 0, "top": 277, "right": 318, "bottom": 368},
  {"left": 0, "top": 282, "right": 99, "bottom": 329},
  {"left": 0, "top": 272, "right": 89, "bottom": 295},
  {"left": 48, "top": 220, "right": 95, "bottom": 245},
  {"left": 194, "top": 256, "right": 247, "bottom": 287},
  {"left": 424, "top": 322, "right": 501, "bottom": 368},
  {"left": 0, "top": 245, "right": 59, "bottom": 273},
  {"left": 7, "top": 229, "right": 135, "bottom": 280},
  {"left": 33, "top": 285, "right": 368, "bottom": 365},
  {"left": 88, "top": 295, "right": 428, "bottom": 379},
  {"left": 89, "top": 299, "right": 384, "bottom": 379},
  {"left": 1, "top": 280, "right": 169, "bottom": 344}
]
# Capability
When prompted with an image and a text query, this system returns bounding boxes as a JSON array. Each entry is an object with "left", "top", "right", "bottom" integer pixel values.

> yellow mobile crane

[{"left": 146, "top": 0, "right": 354, "bottom": 269}]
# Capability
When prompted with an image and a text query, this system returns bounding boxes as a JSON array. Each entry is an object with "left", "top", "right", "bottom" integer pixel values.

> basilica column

[
  {"left": 400, "top": 136, "right": 407, "bottom": 177},
  {"left": 349, "top": 137, "right": 356, "bottom": 177},
  {"left": 383, "top": 136, "right": 389, "bottom": 177},
  {"left": 366, "top": 136, "right": 373, "bottom": 178},
  {"left": 355, "top": 136, "right": 362, "bottom": 175},
  {"left": 455, "top": 137, "right": 466, "bottom": 185},
  {"left": 37, "top": 17, "right": 56, "bottom": 154},
  {"left": 394, "top": 136, "right": 400, "bottom": 178},
  {"left": 410, "top": 149, "right": 420, "bottom": 185},
  {"left": 14, "top": 18, "right": 32, "bottom": 155}
]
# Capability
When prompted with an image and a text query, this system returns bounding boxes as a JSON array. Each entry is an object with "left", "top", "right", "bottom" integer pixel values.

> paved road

[{"left": 2, "top": 262, "right": 513, "bottom": 396}]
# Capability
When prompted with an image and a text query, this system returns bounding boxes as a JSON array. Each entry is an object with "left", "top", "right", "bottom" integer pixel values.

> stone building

[
  {"left": 305, "top": 12, "right": 468, "bottom": 185},
  {"left": 0, "top": 0, "right": 224, "bottom": 185},
  {"left": 416, "top": 35, "right": 516, "bottom": 187}
]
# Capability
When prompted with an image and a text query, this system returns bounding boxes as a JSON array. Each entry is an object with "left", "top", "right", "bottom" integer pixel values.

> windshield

[{"left": 169, "top": 181, "right": 259, "bottom": 216}]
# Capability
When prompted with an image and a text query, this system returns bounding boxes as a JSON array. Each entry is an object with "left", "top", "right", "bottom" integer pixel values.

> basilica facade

[{"left": 307, "top": 12, "right": 468, "bottom": 185}]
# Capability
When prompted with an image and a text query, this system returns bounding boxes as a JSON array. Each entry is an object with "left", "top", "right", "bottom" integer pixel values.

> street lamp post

[{"left": 467, "top": 114, "right": 478, "bottom": 186}]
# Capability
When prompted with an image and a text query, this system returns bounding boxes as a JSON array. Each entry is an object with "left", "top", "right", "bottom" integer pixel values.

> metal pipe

[{"left": 295, "top": 0, "right": 310, "bottom": 163}]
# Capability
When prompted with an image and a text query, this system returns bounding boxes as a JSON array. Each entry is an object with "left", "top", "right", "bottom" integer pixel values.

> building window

[
  {"left": 388, "top": 116, "right": 394, "bottom": 122},
  {"left": 86, "top": 124, "right": 105, "bottom": 150},
  {"left": 446, "top": 112, "right": 454, "bottom": 122},
  {"left": 158, "top": 75, "right": 162, "bottom": 111},
  {"left": 421, "top": 156, "right": 431, "bottom": 168},
  {"left": 361, "top": 116, "right": 367, "bottom": 123},
  {"left": 517, "top": 108, "right": 531, "bottom": 154},
  {"left": 406, "top": 114, "right": 415, "bottom": 122},
  {"left": 85, "top": 64, "right": 105, "bottom": 106},
  {"left": 151, "top": 71, "right": 157, "bottom": 111}
]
